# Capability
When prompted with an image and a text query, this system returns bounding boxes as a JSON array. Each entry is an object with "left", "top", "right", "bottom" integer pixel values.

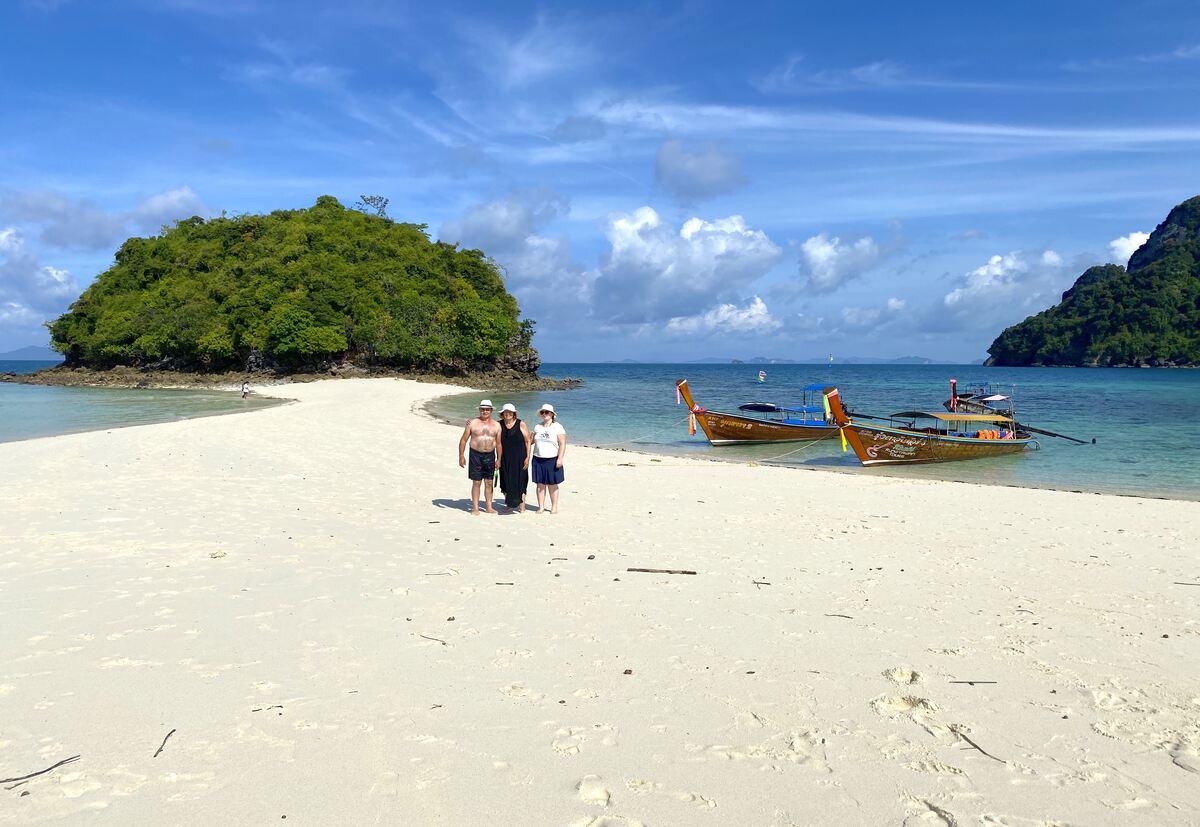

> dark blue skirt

[{"left": 532, "top": 455, "right": 564, "bottom": 485}]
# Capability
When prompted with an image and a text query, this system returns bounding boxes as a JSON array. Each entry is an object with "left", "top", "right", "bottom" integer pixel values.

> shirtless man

[{"left": 458, "top": 399, "right": 502, "bottom": 514}]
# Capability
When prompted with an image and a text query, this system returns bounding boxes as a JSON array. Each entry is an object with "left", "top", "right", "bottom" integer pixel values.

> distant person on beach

[
  {"left": 458, "top": 399, "right": 501, "bottom": 514},
  {"left": 497, "top": 403, "right": 532, "bottom": 513},
  {"left": 241, "top": 381, "right": 249, "bottom": 399},
  {"left": 531, "top": 403, "right": 566, "bottom": 514}
]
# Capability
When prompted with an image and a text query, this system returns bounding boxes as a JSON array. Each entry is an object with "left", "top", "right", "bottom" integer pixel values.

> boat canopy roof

[
  {"left": 738, "top": 403, "right": 824, "bottom": 414},
  {"left": 891, "top": 410, "right": 1015, "bottom": 423},
  {"left": 979, "top": 394, "right": 1009, "bottom": 402},
  {"left": 803, "top": 384, "right": 833, "bottom": 392}
]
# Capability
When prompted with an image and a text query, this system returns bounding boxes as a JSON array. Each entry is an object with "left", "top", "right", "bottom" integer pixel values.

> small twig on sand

[
  {"left": 153, "top": 729, "right": 176, "bottom": 758},
  {"left": 824, "top": 613, "right": 853, "bottom": 619},
  {"left": 627, "top": 568, "right": 696, "bottom": 575},
  {"left": 1173, "top": 582, "right": 1200, "bottom": 586},
  {"left": 495, "top": 582, "right": 514, "bottom": 585},
  {"left": 949, "top": 724, "right": 1005, "bottom": 763},
  {"left": 950, "top": 680, "right": 997, "bottom": 685},
  {"left": 1, "top": 755, "right": 81, "bottom": 786},
  {"left": 419, "top": 634, "right": 447, "bottom": 645},
  {"left": 753, "top": 580, "right": 771, "bottom": 588}
]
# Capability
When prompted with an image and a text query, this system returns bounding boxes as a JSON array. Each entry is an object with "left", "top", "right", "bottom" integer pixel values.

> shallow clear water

[
  {"left": 0, "top": 361, "right": 281, "bottom": 443},
  {"left": 429, "top": 363, "right": 1200, "bottom": 501}
]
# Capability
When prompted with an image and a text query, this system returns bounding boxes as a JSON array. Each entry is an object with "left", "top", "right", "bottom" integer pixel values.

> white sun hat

[
  {"left": 479, "top": 399, "right": 494, "bottom": 408},
  {"left": 538, "top": 403, "right": 555, "bottom": 414},
  {"left": 500, "top": 403, "right": 517, "bottom": 413}
]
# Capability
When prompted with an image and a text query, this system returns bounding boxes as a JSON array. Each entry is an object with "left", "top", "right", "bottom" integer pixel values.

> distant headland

[{"left": 987, "top": 195, "right": 1200, "bottom": 367}]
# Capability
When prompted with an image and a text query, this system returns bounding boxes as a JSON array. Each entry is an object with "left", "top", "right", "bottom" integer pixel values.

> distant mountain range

[
  {"left": 685, "top": 355, "right": 958, "bottom": 365},
  {"left": 0, "top": 345, "right": 63, "bottom": 361}
]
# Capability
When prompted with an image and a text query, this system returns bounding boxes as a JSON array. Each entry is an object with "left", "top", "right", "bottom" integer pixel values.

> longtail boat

[
  {"left": 943, "top": 379, "right": 1015, "bottom": 417},
  {"left": 676, "top": 378, "right": 839, "bottom": 446},
  {"left": 823, "top": 386, "right": 1035, "bottom": 466}
]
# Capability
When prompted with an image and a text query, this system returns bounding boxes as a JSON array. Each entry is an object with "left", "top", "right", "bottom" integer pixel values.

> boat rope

[{"left": 755, "top": 437, "right": 831, "bottom": 464}]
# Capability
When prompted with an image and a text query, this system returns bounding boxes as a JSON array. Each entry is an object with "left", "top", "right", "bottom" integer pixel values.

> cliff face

[
  {"left": 48, "top": 196, "right": 541, "bottom": 376},
  {"left": 986, "top": 196, "right": 1200, "bottom": 367}
]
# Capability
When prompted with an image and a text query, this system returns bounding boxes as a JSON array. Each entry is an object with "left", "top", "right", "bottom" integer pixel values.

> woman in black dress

[{"left": 497, "top": 403, "right": 532, "bottom": 512}]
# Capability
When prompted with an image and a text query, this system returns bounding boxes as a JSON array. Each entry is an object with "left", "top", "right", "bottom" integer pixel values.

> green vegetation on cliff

[
  {"left": 48, "top": 196, "right": 539, "bottom": 373},
  {"left": 987, "top": 196, "right": 1200, "bottom": 367}
]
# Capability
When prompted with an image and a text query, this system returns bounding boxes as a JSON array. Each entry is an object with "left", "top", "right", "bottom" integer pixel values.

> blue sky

[{"left": 2, "top": 0, "right": 1198, "bottom": 361}]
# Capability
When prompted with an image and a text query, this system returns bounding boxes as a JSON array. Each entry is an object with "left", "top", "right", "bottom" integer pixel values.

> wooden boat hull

[
  {"left": 695, "top": 411, "right": 837, "bottom": 445},
  {"left": 676, "top": 378, "right": 838, "bottom": 445},
  {"left": 842, "top": 422, "right": 1034, "bottom": 466}
]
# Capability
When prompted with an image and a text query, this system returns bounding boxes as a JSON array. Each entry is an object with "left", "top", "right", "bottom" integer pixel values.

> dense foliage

[
  {"left": 48, "top": 196, "right": 537, "bottom": 372},
  {"left": 987, "top": 196, "right": 1200, "bottom": 367}
]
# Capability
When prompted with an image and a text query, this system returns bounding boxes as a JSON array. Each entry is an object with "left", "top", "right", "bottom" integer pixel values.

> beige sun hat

[
  {"left": 500, "top": 403, "right": 517, "bottom": 413},
  {"left": 479, "top": 399, "right": 493, "bottom": 409},
  {"left": 538, "top": 403, "right": 555, "bottom": 414}
]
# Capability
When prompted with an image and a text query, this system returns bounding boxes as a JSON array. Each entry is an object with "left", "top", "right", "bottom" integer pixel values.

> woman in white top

[{"left": 531, "top": 403, "right": 567, "bottom": 514}]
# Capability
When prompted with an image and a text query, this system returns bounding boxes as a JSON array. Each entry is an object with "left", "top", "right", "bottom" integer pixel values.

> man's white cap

[
  {"left": 479, "top": 399, "right": 494, "bottom": 408},
  {"left": 500, "top": 403, "right": 517, "bottom": 413},
  {"left": 538, "top": 403, "right": 555, "bottom": 413}
]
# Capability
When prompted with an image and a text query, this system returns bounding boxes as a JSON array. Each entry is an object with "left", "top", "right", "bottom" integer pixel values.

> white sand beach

[{"left": 2, "top": 377, "right": 1199, "bottom": 825}]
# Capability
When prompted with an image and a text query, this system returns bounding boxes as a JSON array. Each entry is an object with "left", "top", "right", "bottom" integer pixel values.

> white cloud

[
  {"left": 655, "top": 139, "right": 745, "bottom": 202},
  {"left": 0, "top": 226, "right": 79, "bottom": 320},
  {"left": 798, "top": 233, "right": 883, "bottom": 292},
  {"left": 591, "top": 208, "right": 782, "bottom": 324},
  {"left": 1108, "top": 231, "right": 1149, "bottom": 265},
  {"left": 836, "top": 296, "right": 907, "bottom": 332},
  {"left": 0, "top": 187, "right": 209, "bottom": 251},
  {"left": 440, "top": 190, "right": 585, "bottom": 324},
  {"left": 934, "top": 248, "right": 1079, "bottom": 334},
  {"left": 665, "top": 296, "right": 781, "bottom": 335}
]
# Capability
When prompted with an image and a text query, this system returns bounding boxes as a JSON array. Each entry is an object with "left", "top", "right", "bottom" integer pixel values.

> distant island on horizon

[
  {"left": 0, "top": 345, "right": 63, "bottom": 361},
  {"left": 595, "top": 355, "right": 983, "bottom": 365}
]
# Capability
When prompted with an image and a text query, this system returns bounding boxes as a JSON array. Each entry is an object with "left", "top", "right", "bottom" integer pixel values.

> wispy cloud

[{"left": 755, "top": 54, "right": 1026, "bottom": 94}]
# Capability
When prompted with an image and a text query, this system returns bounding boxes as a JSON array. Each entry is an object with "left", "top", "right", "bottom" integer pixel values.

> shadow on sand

[{"left": 432, "top": 497, "right": 529, "bottom": 513}]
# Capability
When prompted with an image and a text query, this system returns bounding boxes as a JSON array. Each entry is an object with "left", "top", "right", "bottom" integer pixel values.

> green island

[
  {"left": 987, "top": 195, "right": 1200, "bottom": 367},
  {"left": 40, "top": 195, "right": 548, "bottom": 384}
]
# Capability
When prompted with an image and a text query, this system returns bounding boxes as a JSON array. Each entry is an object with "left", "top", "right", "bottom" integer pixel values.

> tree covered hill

[
  {"left": 48, "top": 196, "right": 539, "bottom": 374},
  {"left": 986, "top": 196, "right": 1200, "bottom": 367}
]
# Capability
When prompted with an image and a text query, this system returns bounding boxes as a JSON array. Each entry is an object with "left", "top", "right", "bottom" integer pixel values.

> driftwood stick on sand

[
  {"left": 949, "top": 680, "right": 998, "bottom": 685},
  {"left": 0, "top": 755, "right": 81, "bottom": 785},
  {"left": 419, "top": 634, "right": 448, "bottom": 645},
  {"left": 153, "top": 728, "right": 176, "bottom": 758},
  {"left": 627, "top": 568, "right": 696, "bottom": 575},
  {"left": 950, "top": 724, "right": 1005, "bottom": 763}
]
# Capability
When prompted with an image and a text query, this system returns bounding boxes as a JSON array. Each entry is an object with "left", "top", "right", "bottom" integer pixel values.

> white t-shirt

[{"left": 533, "top": 421, "right": 566, "bottom": 458}]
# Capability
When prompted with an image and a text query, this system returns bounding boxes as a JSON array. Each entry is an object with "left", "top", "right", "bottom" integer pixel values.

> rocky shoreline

[{"left": 0, "top": 364, "right": 581, "bottom": 392}]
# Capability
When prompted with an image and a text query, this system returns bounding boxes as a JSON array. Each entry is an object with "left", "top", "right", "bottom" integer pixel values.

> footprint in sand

[
  {"left": 570, "top": 817, "right": 645, "bottom": 827},
  {"left": 871, "top": 695, "right": 938, "bottom": 717},
  {"left": 500, "top": 683, "right": 544, "bottom": 703},
  {"left": 553, "top": 724, "right": 619, "bottom": 755},
  {"left": 576, "top": 774, "right": 611, "bottom": 805},
  {"left": 902, "top": 797, "right": 957, "bottom": 826},
  {"left": 883, "top": 667, "right": 923, "bottom": 685},
  {"left": 1169, "top": 741, "right": 1200, "bottom": 774}
]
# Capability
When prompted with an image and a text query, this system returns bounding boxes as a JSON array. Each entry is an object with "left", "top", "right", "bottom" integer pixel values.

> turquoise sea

[
  {"left": 0, "top": 360, "right": 280, "bottom": 444},
  {"left": 429, "top": 363, "right": 1200, "bottom": 501}
]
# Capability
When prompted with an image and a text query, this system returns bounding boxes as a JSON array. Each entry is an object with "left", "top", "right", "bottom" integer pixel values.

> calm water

[
  {"left": 430, "top": 363, "right": 1200, "bottom": 501},
  {"left": 0, "top": 360, "right": 281, "bottom": 443}
]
